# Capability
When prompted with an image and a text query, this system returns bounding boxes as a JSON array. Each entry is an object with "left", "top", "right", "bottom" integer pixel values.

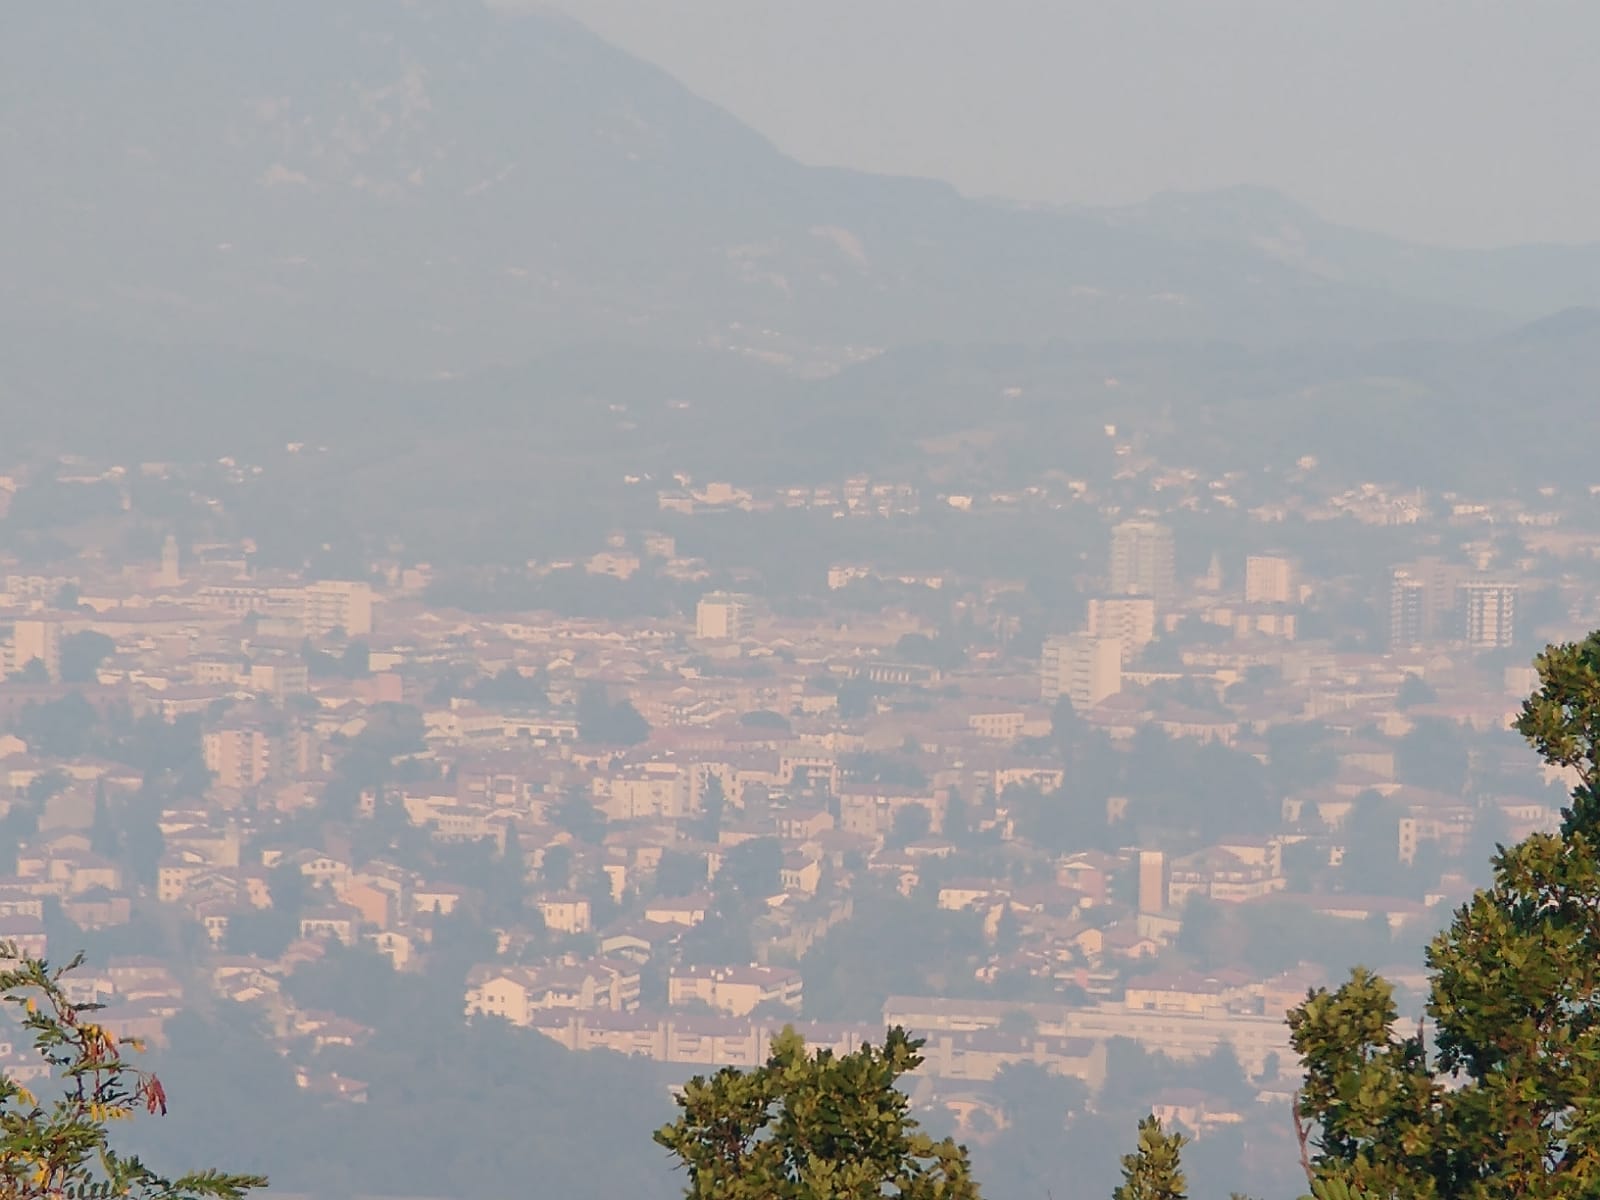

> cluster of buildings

[{"left": 1, "top": 447, "right": 1599, "bottom": 1144}]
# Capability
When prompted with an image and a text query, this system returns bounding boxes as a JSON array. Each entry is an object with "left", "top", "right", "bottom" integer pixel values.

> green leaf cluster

[
  {"left": 0, "top": 942, "right": 266, "bottom": 1200},
  {"left": 1112, "top": 1116, "right": 1187, "bottom": 1200},
  {"left": 1113, "top": 630, "right": 1600, "bottom": 1200},
  {"left": 655, "top": 1025, "right": 980, "bottom": 1200}
]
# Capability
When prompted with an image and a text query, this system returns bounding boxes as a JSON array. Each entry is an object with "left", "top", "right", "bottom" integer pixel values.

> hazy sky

[{"left": 525, "top": 0, "right": 1600, "bottom": 249}]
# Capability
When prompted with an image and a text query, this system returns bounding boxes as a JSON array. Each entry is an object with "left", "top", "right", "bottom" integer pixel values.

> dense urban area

[
  {"left": 7, "top": 5, "right": 1600, "bottom": 1198},
  {"left": 0, "top": 432, "right": 1590, "bottom": 1197}
]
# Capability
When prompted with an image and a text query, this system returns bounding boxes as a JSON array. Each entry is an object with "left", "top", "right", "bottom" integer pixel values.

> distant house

[
  {"left": 643, "top": 893, "right": 713, "bottom": 928},
  {"left": 535, "top": 892, "right": 593, "bottom": 935},
  {"left": 412, "top": 882, "right": 473, "bottom": 916},
  {"left": 298, "top": 903, "right": 362, "bottom": 945},
  {"left": 1149, "top": 1088, "right": 1245, "bottom": 1138},
  {"left": 465, "top": 959, "right": 641, "bottom": 1024},
  {"left": 667, "top": 964, "right": 802, "bottom": 1017}
]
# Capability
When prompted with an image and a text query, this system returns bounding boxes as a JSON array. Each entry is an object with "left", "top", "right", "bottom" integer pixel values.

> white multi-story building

[
  {"left": 1458, "top": 579, "right": 1517, "bottom": 649},
  {"left": 1086, "top": 595, "right": 1157, "bottom": 663},
  {"left": 1041, "top": 634, "right": 1122, "bottom": 710},
  {"left": 301, "top": 580, "right": 375, "bottom": 637},
  {"left": 1244, "top": 554, "right": 1297, "bottom": 605},
  {"left": 1109, "top": 520, "right": 1176, "bottom": 609},
  {"left": 695, "top": 592, "right": 753, "bottom": 641}
]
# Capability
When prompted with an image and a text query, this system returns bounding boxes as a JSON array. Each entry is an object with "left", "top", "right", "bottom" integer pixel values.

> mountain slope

[
  {"left": 1102, "top": 186, "right": 1600, "bottom": 320},
  {"left": 1, "top": 1, "right": 1502, "bottom": 377}
]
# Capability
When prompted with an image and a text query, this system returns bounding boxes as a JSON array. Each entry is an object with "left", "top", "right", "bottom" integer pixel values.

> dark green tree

[
  {"left": 1395, "top": 673, "right": 1437, "bottom": 709},
  {"left": 1113, "top": 1116, "right": 1187, "bottom": 1200},
  {"left": 552, "top": 787, "right": 607, "bottom": 845},
  {"left": 541, "top": 843, "right": 574, "bottom": 890},
  {"left": 655, "top": 850, "right": 707, "bottom": 898},
  {"left": 888, "top": 802, "right": 933, "bottom": 848},
  {"left": 58, "top": 631, "right": 116, "bottom": 684},
  {"left": 943, "top": 787, "right": 970, "bottom": 845},
  {"left": 577, "top": 683, "right": 651, "bottom": 745},
  {"left": 716, "top": 837, "right": 782, "bottom": 904},
  {"left": 740, "top": 709, "right": 791, "bottom": 731},
  {"left": 7, "top": 659, "right": 50, "bottom": 684},
  {"left": 655, "top": 1026, "right": 981, "bottom": 1200},
  {"left": 1112, "top": 630, "right": 1600, "bottom": 1199},
  {"left": 1517, "top": 630, "right": 1600, "bottom": 834},
  {"left": 1395, "top": 717, "right": 1469, "bottom": 795},
  {"left": 469, "top": 665, "right": 548, "bottom": 705},
  {"left": 990, "top": 1062, "right": 1088, "bottom": 1139},
  {"left": 696, "top": 773, "right": 727, "bottom": 841}
]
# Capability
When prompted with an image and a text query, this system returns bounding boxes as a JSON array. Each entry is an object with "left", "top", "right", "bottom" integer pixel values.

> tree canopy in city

[{"left": 655, "top": 1025, "right": 980, "bottom": 1200}]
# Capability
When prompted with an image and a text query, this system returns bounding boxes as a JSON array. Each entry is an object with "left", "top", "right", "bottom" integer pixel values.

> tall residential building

[
  {"left": 695, "top": 592, "right": 753, "bottom": 641},
  {"left": 1109, "top": 521, "right": 1176, "bottom": 609},
  {"left": 1138, "top": 850, "right": 1169, "bottom": 914},
  {"left": 1245, "top": 555, "right": 1296, "bottom": 605},
  {"left": 1389, "top": 569, "right": 1427, "bottom": 650},
  {"left": 1458, "top": 579, "right": 1518, "bottom": 649},
  {"left": 10, "top": 619, "right": 62, "bottom": 681},
  {"left": 203, "top": 727, "right": 275, "bottom": 791},
  {"left": 302, "top": 580, "right": 375, "bottom": 637},
  {"left": 1041, "top": 634, "right": 1122, "bottom": 710},
  {"left": 1387, "top": 557, "right": 1468, "bottom": 649},
  {"left": 203, "top": 720, "right": 315, "bottom": 793},
  {"left": 1086, "top": 596, "right": 1157, "bottom": 663},
  {"left": 156, "top": 534, "right": 182, "bottom": 588}
]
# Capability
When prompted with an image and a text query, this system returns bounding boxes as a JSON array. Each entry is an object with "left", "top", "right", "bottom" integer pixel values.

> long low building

[
  {"left": 524, "top": 1012, "right": 1107, "bottom": 1088},
  {"left": 883, "top": 995, "right": 1294, "bottom": 1077}
]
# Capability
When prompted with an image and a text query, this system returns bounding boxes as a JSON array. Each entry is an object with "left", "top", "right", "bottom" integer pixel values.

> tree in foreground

[
  {"left": 0, "top": 943, "right": 266, "bottom": 1200},
  {"left": 655, "top": 1025, "right": 980, "bottom": 1200},
  {"left": 1114, "top": 630, "right": 1600, "bottom": 1198},
  {"left": 1112, "top": 1116, "right": 1186, "bottom": 1200}
]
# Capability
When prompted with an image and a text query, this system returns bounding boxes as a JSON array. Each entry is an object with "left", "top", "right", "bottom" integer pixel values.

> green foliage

[
  {"left": 302, "top": 638, "right": 370, "bottom": 680},
  {"left": 577, "top": 684, "right": 651, "bottom": 745},
  {"left": 552, "top": 787, "right": 607, "bottom": 845},
  {"left": 893, "top": 633, "right": 965, "bottom": 671},
  {"left": 1113, "top": 1116, "right": 1187, "bottom": 1200},
  {"left": 135, "top": 987, "right": 672, "bottom": 1199},
  {"left": 0, "top": 943, "right": 265, "bottom": 1200},
  {"left": 801, "top": 887, "right": 985, "bottom": 1020},
  {"left": 1516, "top": 631, "right": 1600, "bottom": 834},
  {"left": 1395, "top": 673, "right": 1437, "bottom": 710},
  {"left": 740, "top": 709, "right": 792, "bottom": 731},
  {"left": 1265, "top": 723, "right": 1339, "bottom": 795},
  {"left": 1111, "top": 630, "right": 1600, "bottom": 1199},
  {"left": 888, "top": 803, "right": 933, "bottom": 848},
  {"left": 1123, "top": 728, "right": 1276, "bottom": 834},
  {"left": 655, "top": 1025, "right": 980, "bottom": 1200},
  {"left": 26, "top": 769, "right": 69, "bottom": 804},
  {"left": 1289, "top": 630, "right": 1600, "bottom": 1198},
  {"left": 467, "top": 665, "right": 549, "bottom": 706},
  {"left": 1394, "top": 717, "right": 1470, "bottom": 795},
  {"left": 716, "top": 837, "right": 783, "bottom": 903},
  {"left": 694, "top": 774, "right": 727, "bottom": 842},
  {"left": 840, "top": 752, "right": 929, "bottom": 791},
  {"left": 654, "top": 849, "right": 708, "bottom": 898},
  {"left": 59, "top": 631, "right": 116, "bottom": 684},
  {"left": 1098, "top": 1040, "right": 1255, "bottom": 1114},
  {"left": 8, "top": 658, "right": 51, "bottom": 684}
]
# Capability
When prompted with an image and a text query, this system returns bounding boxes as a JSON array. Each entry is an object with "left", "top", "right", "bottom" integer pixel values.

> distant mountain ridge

[
  {"left": 1098, "top": 185, "right": 1600, "bottom": 321},
  {"left": 0, "top": 1, "right": 1557, "bottom": 378}
]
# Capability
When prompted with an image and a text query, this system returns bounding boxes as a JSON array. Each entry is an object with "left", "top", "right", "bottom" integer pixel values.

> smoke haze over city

[{"left": 0, "top": 4, "right": 1597, "bottom": 1198}]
